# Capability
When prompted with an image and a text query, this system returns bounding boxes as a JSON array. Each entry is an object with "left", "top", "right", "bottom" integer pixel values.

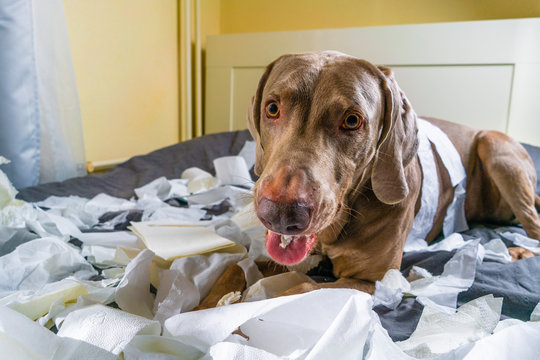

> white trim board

[{"left": 206, "top": 18, "right": 540, "bottom": 146}]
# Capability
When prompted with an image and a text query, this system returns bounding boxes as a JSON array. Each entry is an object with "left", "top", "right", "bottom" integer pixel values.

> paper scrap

[
  {"left": 153, "top": 251, "right": 245, "bottom": 322},
  {"left": 182, "top": 167, "right": 220, "bottom": 194},
  {"left": 1, "top": 201, "right": 39, "bottom": 228},
  {"left": 406, "top": 239, "right": 481, "bottom": 311},
  {"left": 115, "top": 249, "right": 156, "bottom": 319},
  {"left": 1, "top": 278, "right": 87, "bottom": 320},
  {"left": 230, "top": 201, "right": 261, "bottom": 231},
  {"left": 36, "top": 195, "right": 99, "bottom": 229},
  {"left": 482, "top": 238, "right": 512, "bottom": 263},
  {"left": 122, "top": 335, "right": 204, "bottom": 359},
  {"left": 187, "top": 185, "right": 252, "bottom": 210},
  {"left": 453, "top": 320, "right": 540, "bottom": 359},
  {"left": 81, "top": 245, "right": 121, "bottom": 266},
  {"left": 76, "top": 231, "right": 142, "bottom": 248},
  {"left": 236, "top": 257, "right": 264, "bottom": 288},
  {"left": 237, "top": 140, "right": 257, "bottom": 171},
  {"left": 85, "top": 193, "right": 136, "bottom": 216},
  {"left": 130, "top": 221, "right": 236, "bottom": 261},
  {"left": 214, "top": 156, "right": 253, "bottom": 188},
  {"left": 142, "top": 204, "right": 207, "bottom": 223},
  {"left": 0, "top": 157, "right": 17, "bottom": 210},
  {"left": 135, "top": 176, "right": 172, "bottom": 200},
  {"left": 531, "top": 301, "right": 540, "bottom": 321},
  {"left": 57, "top": 303, "right": 161, "bottom": 355},
  {"left": 372, "top": 269, "right": 411, "bottom": 309},
  {"left": 397, "top": 294, "right": 503, "bottom": 357},
  {"left": 0, "top": 236, "right": 96, "bottom": 295},
  {"left": 0, "top": 305, "right": 116, "bottom": 360},
  {"left": 217, "top": 291, "right": 242, "bottom": 307},
  {"left": 164, "top": 288, "right": 365, "bottom": 353}
]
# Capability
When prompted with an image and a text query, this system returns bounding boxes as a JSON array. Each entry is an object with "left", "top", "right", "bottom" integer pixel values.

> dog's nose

[{"left": 257, "top": 198, "right": 311, "bottom": 235}]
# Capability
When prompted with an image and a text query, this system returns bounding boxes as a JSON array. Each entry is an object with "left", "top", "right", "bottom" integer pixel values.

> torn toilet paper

[
  {"left": 0, "top": 157, "right": 17, "bottom": 210},
  {"left": 57, "top": 303, "right": 161, "bottom": 355},
  {"left": 406, "top": 239, "right": 482, "bottom": 312},
  {"left": 397, "top": 294, "right": 503, "bottom": 357}
]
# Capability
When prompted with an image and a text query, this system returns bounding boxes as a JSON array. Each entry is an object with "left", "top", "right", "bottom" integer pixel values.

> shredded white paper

[{"left": 0, "top": 146, "right": 539, "bottom": 359}]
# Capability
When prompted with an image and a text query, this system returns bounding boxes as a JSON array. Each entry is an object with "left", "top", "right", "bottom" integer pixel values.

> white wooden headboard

[{"left": 205, "top": 18, "right": 540, "bottom": 146}]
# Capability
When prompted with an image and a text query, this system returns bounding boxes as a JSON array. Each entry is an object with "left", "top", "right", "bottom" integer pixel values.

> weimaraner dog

[{"left": 196, "top": 51, "right": 540, "bottom": 308}]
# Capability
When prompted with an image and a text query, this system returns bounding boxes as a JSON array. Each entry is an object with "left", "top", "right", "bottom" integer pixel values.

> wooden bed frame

[{"left": 205, "top": 18, "right": 540, "bottom": 146}]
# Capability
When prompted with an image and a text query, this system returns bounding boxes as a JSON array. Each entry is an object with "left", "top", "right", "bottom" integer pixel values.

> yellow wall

[
  {"left": 201, "top": 0, "right": 222, "bottom": 47},
  {"left": 63, "top": 0, "right": 179, "bottom": 164},
  {"left": 219, "top": 0, "right": 540, "bottom": 34},
  {"left": 62, "top": 0, "right": 540, "bottom": 163}
]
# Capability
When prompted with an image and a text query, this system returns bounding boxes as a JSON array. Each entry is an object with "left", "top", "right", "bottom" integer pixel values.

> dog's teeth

[
  {"left": 280, "top": 235, "right": 294, "bottom": 249},
  {"left": 279, "top": 234, "right": 312, "bottom": 248}
]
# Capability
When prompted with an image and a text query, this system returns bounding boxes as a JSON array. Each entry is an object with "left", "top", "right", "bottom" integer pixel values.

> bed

[{"left": 2, "top": 18, "right": 540, "bottom": 359}]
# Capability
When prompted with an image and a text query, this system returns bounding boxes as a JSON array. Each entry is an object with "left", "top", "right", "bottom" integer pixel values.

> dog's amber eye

[
  {"left": 342, "top": 114, "right": 362, "bottom": 130},
  {"left": 265, "top": 102, "right": 280, "bottom": 118}
]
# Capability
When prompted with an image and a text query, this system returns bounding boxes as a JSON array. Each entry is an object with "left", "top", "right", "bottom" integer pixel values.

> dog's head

[{"left": 248, "top": 51, "right": 418, "bottom": 265}]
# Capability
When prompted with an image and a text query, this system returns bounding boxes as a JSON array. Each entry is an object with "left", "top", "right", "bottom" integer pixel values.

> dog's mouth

[{"left": 265, "top": 231, "right": 318, "bottom": 265}]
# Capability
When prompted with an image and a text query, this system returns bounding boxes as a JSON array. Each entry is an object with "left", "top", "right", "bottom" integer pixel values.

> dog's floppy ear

[
  {"left": 247, "top": 59, "right": 278, "bottom": 176},
  {"left": 371, "top": 65, "right": 418, "bottom": 205}
]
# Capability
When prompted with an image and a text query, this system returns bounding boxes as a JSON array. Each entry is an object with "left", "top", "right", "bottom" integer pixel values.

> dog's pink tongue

[{"left": 265, "top": 231, "right": 317, "bottom": 265}]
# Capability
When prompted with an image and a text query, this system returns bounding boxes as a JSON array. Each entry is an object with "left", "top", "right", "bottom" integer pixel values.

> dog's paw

[{"left": 508, "top": 246, "right": 537, "bottom": 261}]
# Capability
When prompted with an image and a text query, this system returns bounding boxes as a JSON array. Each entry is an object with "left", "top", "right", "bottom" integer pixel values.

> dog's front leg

[
  {"left": 194, "top": 263, "right": 246, "bottom": 310},
  {"left": 279, "top": 278, "right": 375, "bottom": 297}
]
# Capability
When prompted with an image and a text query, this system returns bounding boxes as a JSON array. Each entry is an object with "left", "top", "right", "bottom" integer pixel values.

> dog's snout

[{"left": 257, "top": 198, "right": 311, "bottom": 235}]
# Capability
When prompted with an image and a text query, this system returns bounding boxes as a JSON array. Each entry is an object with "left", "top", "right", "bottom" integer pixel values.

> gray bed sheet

[{"left": 16, "top": 131, "right": 540, "bottom": 342}]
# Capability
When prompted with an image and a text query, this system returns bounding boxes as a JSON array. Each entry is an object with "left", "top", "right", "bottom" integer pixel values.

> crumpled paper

[
  {"left": 142, "top": 204, "right": 207, "bottom": 223},
  {"left": 237, "top": 140, "right": 257, "bottom": 171},
  {"left": 164, "top": 289, "right": 374, "bottom": 358},
  {"left": 182, "top": 168, "right": 220, "bottom": 195},
  {"left": 153, "top": 250, "right": 246, "bottom": 322},
  {"left": 122, "top": 334, "right": 204, "bottom": 359},
  {"left": 531, "top": 301, "right": 540, "bottom": 321},
  {"left": 455, "top": 320, "right": 540, "bottom": 359},
  {"left": 482, "top": 238, "right": 512, "bottom": 263},
  {"left": 397, "top": 294, "right": 503, "bottom": 357},
  {"left": 36, "top": 195, "right": 105, "bottom": 229},
  {"left": 134, "top": 176, "right": 189, "bottom": 201},
  {"left": 236, "top": 257, "right": 264, "bottom": 288},
  {"left": 406, "top": 239, "right": 482, "bottom": 312},
  {"left": 229, "top": 201, "right": 269, "bottom": 261},
  {"left": 129, "top": 222, "right": 236, "bottom": 261},
  {"left": 187, "top": 185, "right": 252, "bottom": 210},
  {"left": 0, "top": 157, "right": 17, "bottom": 210},
  {"left": 372, "top": 269, "right": 411, "bottom": 309},
  {"left": 3, "top": 138, "right": 540, "bottom": 359},
  {"left": 115, "top": 249, "right": 157, "bottom": 319},
  {"left": 0, "top": 277, "right": 88, "bottom": 321},
  {"left": 57, "top": 303, "right": 161, "bottom": 355},
  {"left": 214, "top": 156, "right": 253, "bottom": 188},
  {"left": 0, "top": 305, "right": 116, "bottom": 359},
  {"left": 0, "top": 236, "right": 96, "bottom": 295}
]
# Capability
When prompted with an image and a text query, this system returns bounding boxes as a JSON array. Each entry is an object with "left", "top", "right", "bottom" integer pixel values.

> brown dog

[{"left": 198, "top": 51, "right": 540, "bottom": 308}]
